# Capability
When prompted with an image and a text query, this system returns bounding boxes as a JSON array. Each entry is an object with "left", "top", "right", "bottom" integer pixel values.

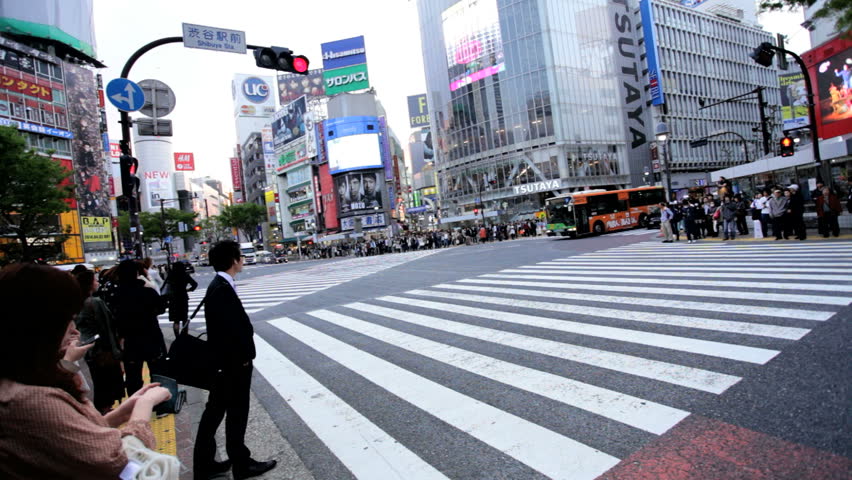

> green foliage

[
  {"left": 220, "top": 203, "right": 267, "bottom": 242},
  {"left": 118, "top": 209, "right": 198, "bottom": 247},
  {"left": 0, "top": 126, "right": 74, "bottom": 263},
  {"left": 760, "top": 0, "right": 852, "bottom": 34},
  {"left": 198, "top": 215, "right": 232, "bottom": 242}
]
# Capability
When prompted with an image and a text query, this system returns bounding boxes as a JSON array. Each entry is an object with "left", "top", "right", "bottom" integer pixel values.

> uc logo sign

[{"left": 242, "top": 77, "right": 269, "bottom": 104}]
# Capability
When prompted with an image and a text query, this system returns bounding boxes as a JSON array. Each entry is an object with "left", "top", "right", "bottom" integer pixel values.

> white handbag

[{"left": 120, "top": 435, "right": 180, "bottom": 480}]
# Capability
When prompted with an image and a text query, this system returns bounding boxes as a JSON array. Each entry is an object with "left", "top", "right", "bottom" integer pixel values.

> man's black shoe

[
  {"left": 234, "top": 458, "right": 277, "bottom": 480},
  {"left": 193, "top": 459, "right": 232, "bottom": 479}
]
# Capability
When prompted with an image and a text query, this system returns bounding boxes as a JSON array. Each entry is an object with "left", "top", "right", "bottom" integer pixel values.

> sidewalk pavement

[{"left": 154, "top": 329, "right": 315, "bottom": 480}]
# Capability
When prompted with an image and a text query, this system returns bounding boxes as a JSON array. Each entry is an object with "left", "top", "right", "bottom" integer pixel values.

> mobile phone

[{"left": 80, "top": 334, "right": 100, "bottom": 346}]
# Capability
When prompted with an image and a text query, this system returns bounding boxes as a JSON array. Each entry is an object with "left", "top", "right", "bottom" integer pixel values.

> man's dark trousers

[{"left": 194, "top": 363, "right": 252, "bottom": 467}]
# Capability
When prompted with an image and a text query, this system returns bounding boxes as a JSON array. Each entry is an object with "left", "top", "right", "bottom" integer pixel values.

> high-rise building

[
  {"left": 416, "top": 0, "right": 780, "bottom": 220},
  {"left": 647, "top": 0, "right": 780, "bottom": 189},
  {"left": 0, "top": 2, "right": 118, "bottom": 265}
]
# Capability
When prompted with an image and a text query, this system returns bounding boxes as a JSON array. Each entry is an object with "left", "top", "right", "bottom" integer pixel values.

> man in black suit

[{"left": 193, "top": 240, "right": 277, "bottom": 480}]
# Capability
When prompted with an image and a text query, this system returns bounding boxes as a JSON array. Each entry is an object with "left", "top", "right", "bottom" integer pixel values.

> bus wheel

[
  {"left": 638, "top": 214, "right": 648, "bottom": 228},
  {"left": 569, "top": 232, "right": 578, "bottom": 239},
  {"left": 593, "top": 221, "right": 605, "bottom": 235}
]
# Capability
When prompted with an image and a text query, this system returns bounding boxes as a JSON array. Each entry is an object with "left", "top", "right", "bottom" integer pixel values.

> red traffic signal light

[
  {"left": 473, "top": 208, "right": 479, "bottom": 215},
  {"left": 780, "top": 136, "right": 795, "bottom": 157},
  {"left": 254, "top": 47, "right": 309, "bottom": 75},
  {"left": 193, "top": 225, "right": 202, "bottom": 231}
]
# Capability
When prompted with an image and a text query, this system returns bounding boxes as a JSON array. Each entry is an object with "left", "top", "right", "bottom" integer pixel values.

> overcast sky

[{"left": 92, "top": 0, "right": 808, "bottom": 193}]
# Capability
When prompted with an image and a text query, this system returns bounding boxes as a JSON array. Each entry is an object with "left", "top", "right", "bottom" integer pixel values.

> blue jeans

[{"left": 723, "top": 219, "right": 737, "bottom": 238}]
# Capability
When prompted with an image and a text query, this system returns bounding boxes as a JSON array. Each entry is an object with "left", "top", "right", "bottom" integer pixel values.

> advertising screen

[
  {"left": 779, "top": 72, "right": 810, "bottom": 130},
  {"left": 408, "top": 94, "right": 430, "bottom": 128},
  {"left": 442, "top": 0, "right": 505, "bottom": 92},
  {"left": 334, "top": 170, "right": 383, "bottom": 215},
  {"left": 815, "top": 47, "right": 852, "bottom": 127},
  {"left": 278, "top": 69, "right": 325, "bottom": 104},
  {"left": 271, "top": 96, "right": 307, "bottom": 150},
  {"left": 327, "top": 133, "right": 383, "bottom": 174}
]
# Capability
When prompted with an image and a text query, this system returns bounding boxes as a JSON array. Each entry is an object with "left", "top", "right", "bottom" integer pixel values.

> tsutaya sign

[{"left": 513, "top": 178, "right": 563, "bottom": 195}]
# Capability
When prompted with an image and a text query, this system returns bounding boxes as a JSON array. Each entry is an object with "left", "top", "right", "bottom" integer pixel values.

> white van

[{"left": 239, "top": 242, "right": 257, "bottom": 265}]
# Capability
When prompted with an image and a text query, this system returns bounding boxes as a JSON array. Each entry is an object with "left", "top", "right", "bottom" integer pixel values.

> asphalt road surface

[{"left": 173, "top": 231, "right": 852, "bottom": 480}]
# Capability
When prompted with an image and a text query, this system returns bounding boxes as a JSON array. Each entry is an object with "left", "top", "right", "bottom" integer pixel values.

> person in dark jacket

[
  {"left": 787, "top": 184, "right": 807, "bottom": 240},
  {"left": 194, "top": 240, "right": 277, "bottom": 480},
  {"left": 165, "top": 261, "right": 198, "bottom": 336},
  {"left": 114, "top": 259, "right": 166, "bottom": 396},
  {"left": 72, "top": 268, "right": 125, "bottom": 413},
  {"left": 681, "top": 198, "right": 700, "bottom": 243},
  {"left": 721, "top": 195, "right": 739, "bottom": 240},
  {"left": 816, "top": 186, "right": 842, "bottom": 237},
  {"left": 733, "top": 194, "right": 749, "bottom": 235}
]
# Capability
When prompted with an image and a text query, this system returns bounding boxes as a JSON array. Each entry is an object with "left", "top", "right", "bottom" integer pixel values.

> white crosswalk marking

[
  {"left": 158, "top": 251, "right": 437, "bottom": 324},
  {"left": 606, "top": 229, "right": 659, "bottom": 236},
  {"left": 247, "top": 239, "right": 851, "bottom": 480}
]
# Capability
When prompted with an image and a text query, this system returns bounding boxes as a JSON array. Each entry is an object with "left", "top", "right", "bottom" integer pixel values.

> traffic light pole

[
  {"left": 698, "top": 87, "right": 771, "bottom": 156},
  {"left": 116, "top": 36, "right": 267, "bottom": 258}
]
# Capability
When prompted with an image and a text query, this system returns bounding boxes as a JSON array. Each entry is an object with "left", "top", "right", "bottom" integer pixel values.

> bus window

[{"left": 629, "top": 189, "right": 664, "bottom": 207}]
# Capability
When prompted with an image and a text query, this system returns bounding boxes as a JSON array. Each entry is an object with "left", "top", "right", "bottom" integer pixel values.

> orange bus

[{"left": 545, "top": 186, "right": 665, "bottom": 238}]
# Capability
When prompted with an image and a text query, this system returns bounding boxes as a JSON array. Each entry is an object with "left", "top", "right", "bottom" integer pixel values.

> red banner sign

[
  {"left": 174, "top": 152, "right": 195, "bottom": 171},
  {"left": 230, "top": 157, "right": 243, "bottom": 191},
  {"left": 0, "top": 73, "right": 52, "bottom": 101}
]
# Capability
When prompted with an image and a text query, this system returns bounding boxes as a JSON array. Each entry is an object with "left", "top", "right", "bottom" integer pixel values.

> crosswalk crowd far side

[{"left": 243, "top": 241, "right": 851, "bottom": 480}]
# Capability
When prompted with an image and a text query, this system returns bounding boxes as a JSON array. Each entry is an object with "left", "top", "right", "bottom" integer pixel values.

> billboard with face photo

[
  {"left": 271, "top": 96, "right": 307, "bottom": 150},
  {"left": 334, "top": 170, "right": 382, "bottom": 216},
  {"left": 278, "top": 69, "right": 325, "bottom": 104}
]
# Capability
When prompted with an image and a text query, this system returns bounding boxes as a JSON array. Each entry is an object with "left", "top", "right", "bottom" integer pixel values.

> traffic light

[
  {"left": 750, "top": 42, "right": 776, "bottom": 67},
  {"left": 780, "top": 136, "right": 795, "bottom": 157},
  {"left": 119, "top": 154, "right": 139, "bottom": 201},
  {"left": 253, "top": 47, "right": 309, "bottom": 74},
  {"left": 473, "top": 208, "right": 479, "bottom": 215},
  {"left": 193, "top": 225, "right": 202, "bottom": 232}
]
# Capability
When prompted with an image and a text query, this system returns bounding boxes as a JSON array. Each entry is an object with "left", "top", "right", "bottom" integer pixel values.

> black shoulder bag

[{"left": 163, "top": 295, "right": 216, "bottom": 391}]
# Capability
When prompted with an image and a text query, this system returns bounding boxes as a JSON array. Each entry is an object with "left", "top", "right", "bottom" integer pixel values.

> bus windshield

[{"left": 546, "top": 201, "right": 574, "bottom": 228}]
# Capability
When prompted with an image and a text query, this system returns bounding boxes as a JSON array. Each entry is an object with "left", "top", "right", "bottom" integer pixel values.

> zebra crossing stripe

[
  {"left": 458, "top": 278, "right": 851, "bottom": 307},
  {"left": 431, "top": 283, "right": 833, "bottom": 321},
  {"left": 389, "top": 293, "right": 779, "bottom": 364},
  {"left": 309, "top": 308, "right": 690, "bottom": 434},
  {"left": 576, "top": 253, "right": 852, "bottom": 258},
  {"left": 253, "top": 334, "right": 450, "bottom": 480},
  {"left": 415, "top": 287, "right": 809, "bottom": 340},
  {"left": 504, "top": 268, "right": 852, "bottom": 282},
  {"left": 537, "top": 262, "right": 852, "bottom": 273},
  {"left": 482, "top": 273, "right": 852, "bottom": 293},
  {"left": 267, "top": 317, "right": 621, "bottom": 480},
  {"left": 351, "top": 301, "right": 740, "bottom": 394}
]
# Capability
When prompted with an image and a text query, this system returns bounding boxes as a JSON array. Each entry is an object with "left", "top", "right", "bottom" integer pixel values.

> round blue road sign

[{"left": 106, "top": 78, "right": 146, "bottom": 112}]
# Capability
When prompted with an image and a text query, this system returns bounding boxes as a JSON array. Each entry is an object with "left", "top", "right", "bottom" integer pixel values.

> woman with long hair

[
  {"left": 114, "top": 259, "right": 168, "bottom": 395},
  {"left": 72, "top": 268, "right": 126, "bottom": 413},
  {"left": 0, "top": 263, "right": 170, "bottom": 479}
]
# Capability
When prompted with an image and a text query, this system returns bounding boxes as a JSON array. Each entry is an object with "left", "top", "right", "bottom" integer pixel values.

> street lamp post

[{"left": 655, "top": 123, "right": 674, "bottom": 201}]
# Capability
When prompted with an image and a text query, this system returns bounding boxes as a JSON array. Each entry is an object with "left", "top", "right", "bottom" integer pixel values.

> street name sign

[
  {"left": 182, "top": 23, "right": 246, "bottom": 54},
  {"left": 106, "top": 78, "right": 145, "bottom": 112}
]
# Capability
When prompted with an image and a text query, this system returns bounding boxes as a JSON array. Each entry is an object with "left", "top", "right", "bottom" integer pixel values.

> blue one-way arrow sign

[{"left": 106, "top": 78, "right": 145, "bottom": 112}]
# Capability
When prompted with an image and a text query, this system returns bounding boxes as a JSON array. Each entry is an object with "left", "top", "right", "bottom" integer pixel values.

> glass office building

[{"left": 417, "top": 0, "right": 779, "bottom": 221}]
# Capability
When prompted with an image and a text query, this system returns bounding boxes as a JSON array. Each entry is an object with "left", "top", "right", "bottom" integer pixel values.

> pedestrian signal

[{"left": 780, "top": 136, "right": 794, "bottom": 157}]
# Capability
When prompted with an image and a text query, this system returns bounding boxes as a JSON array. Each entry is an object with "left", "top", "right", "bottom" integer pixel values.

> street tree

[
  {"left": 0, "top": 126, "right": 74, "bottom": 264},
  {"left": 198, "top": 215, "right": 232, "bottom": 243},
  {"left": 759, "top": 1, "right": 852, "bottom": 33},
  {"left": 220, "top": 203, "right": 266, "bottom": 242},
  {"left": 118, "top": 209, "right": 198, "bottom": 250}
]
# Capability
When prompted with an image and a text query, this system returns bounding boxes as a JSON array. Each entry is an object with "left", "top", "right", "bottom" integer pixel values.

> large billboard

[
  {"left": 327, "top": 133, "right": 383, "bottom": 174},
  {"left": 271, "top": 96, "right": 307, "bottom": 150},
  {"left": 334, "top": 170, "right": 384, "bottom": 216},
  {"left": 278, "top": 69, "right": 325, "bottom": 104},
  {"left": 321, "top": 36, "right": 370, "bottom": 95},
  {"left": 779, "top": 72, "right": 810, "bottom": 130},
  {"left": 639, "top": 0, "right": 665, "bottom": 106},
  {"left": 318, "top": 163, "right": 339, "bottom": 230},
  {"left": 442, "top": 0, "right": 505, "bottom": 92},
  {"left": 408, "top": 94, "right": 430, "bottom": 128},
  {"left": 232, "top": 74, "right": 276, "bottom": 118},
  {"left": 803, "top": 36, "right": 852, "bottom": 139}
]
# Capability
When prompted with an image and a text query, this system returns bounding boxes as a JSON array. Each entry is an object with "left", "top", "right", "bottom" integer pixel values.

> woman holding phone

[
  {"left": 73, "top": 267, "right": 125, "bottom": 413},
  {"left": 0, "top": 263, "right": 171, "bottom": 479}
]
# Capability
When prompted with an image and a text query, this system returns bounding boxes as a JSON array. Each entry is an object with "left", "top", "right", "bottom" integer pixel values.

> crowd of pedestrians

[
  {"left": 302, "top": 220, "right": 548, "bottom": 259},
  {"left": 0, "top": 247, "right": 280, "bottom": 479},
  {"left": 659, "top": 181, "right": 845, "bottom": 243}
]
